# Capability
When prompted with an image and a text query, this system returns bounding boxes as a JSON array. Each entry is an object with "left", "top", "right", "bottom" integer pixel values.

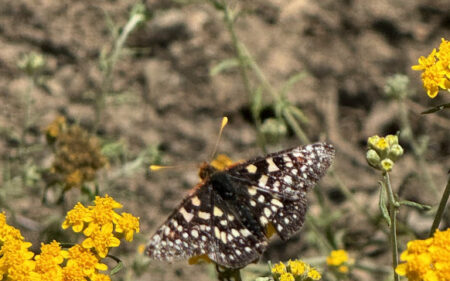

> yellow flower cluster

[
  {"left": 0, "top": 195, "right": 139, "bottom": 281},
  {"left": 396, "top": 228, "right": 450, "bottom": 281},
  {"left": 366, "top": 134, "right": 404, "bottom": 172},
  {"left": 271, "top": 259, "right": 321, "bottom": 281},
  {"left": 412, "top": 38, "right": 450, "bottom": 98},
  {"left": 62, "top": 195, "right": 140, "bottom": 258},
  {"left": 326, "top": 249, "right": 354, "bottom": 274},
  {"left": 45, "top": 117, "right": 107, "bottom": 189}
]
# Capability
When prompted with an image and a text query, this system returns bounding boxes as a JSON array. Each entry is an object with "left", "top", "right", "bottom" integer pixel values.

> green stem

[
  {"left": 95, "top": 11, "right": 145, "bottom": 130},
  {"left": 384, "top": 172, "right": 399, "bottom": 281},
  {"left": 222, "top": 3, "right": 267, "bottom": 150},
  {"left": 429, "top": 173, "right": 450, "bottom": 236},
  {"left": 398, "top": 99, "right": 438, "bottom": 197}
]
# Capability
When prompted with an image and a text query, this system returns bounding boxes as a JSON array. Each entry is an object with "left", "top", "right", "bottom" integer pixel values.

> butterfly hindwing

[{"left": 147, "top": 182, "right": 268, "bottom": 268}]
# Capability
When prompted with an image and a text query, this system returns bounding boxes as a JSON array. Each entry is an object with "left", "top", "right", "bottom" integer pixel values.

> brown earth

[{"left": 0, "top": 0, "right": 449, "bottom": 281}]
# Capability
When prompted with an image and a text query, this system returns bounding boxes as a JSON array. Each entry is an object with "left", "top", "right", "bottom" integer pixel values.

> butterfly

[{"left": 146, "top": 143, "right": 335, "bottom": 268}]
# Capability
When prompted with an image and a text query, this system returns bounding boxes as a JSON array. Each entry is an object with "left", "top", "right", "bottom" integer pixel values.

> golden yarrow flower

[
  {"left": 412, "top": 38, "right": 450, "bottom": 98},
  {"left": 279, "top": 272, "right": 295, "bottom": 281},
  {"left": 115, "top": 212, "right": 140, "bottom": 242},
  {"left": 67, "top": 244, "right": 108, "bottom": 276},
  {"left": 82, "top": 224, "right": 120, "bottom": 258},
  {"left": 62, "top": 202, "right": 91, "bottom": 233},
  {"left": 396, "top": 228, "right": 450, "bottom": 281},
  {"left": 288, "top": 259, "right": 306, "bottom": 276},
  {"left": 83, "top": 195, "right": 122, "bottom": 237},
  {"left": 308, "top": 268, "right": 322, "bottom": 280},
  {"left": 34, "top": 241, "right": 67, "bottom": 276},
  {"left": 271, "top": 261, "right": 287, "bottom": 275},
  {"left": 327, "top": 250, "right": 350, "bottom": 266}
]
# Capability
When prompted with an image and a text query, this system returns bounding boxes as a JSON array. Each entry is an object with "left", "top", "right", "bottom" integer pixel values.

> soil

[{"left": 0, "top": 0, "right": 449, "bottom": 281}]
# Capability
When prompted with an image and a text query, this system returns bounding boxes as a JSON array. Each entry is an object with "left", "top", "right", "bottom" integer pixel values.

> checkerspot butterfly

[{"left": 146, "top": 143, "right": 335, "bottom": 268}]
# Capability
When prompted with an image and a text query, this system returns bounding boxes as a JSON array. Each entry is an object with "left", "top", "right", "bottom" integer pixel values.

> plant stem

[
  {"left": 398, "top": 99, "right": 438, "bottom": 197},
  {"left": 95, "top": 10, "right": 145, "bottom": 130},
  {"left": 429, "top": 173, "right": 450, "bottom": 236},
  {"left": 384, "top": 172, "right": 399, "bottom": 281}
]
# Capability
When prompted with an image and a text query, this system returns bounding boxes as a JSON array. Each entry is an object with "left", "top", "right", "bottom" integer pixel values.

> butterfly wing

[
  {"left": 146, "top": 182, "right": 268, "bottom": 268},
  {"left": 223, "top": 143, "right": 335, "bottom": 239}
]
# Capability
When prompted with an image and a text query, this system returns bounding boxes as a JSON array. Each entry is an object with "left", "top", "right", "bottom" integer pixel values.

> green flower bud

[
  {"left": 17, "top": 52, "right": 45, "bottom": 76},
  {"left": 381, "top": 159, "right": 394, "bottom": 172},
  {"left": 385, "top": 135, "right": 399, "bottom": 146},
  {"left": 366, "top": 149, "right": 381, "bottom": 169},
  {"left": 388, "top": 144, "right": 404, "bottom": 161}
]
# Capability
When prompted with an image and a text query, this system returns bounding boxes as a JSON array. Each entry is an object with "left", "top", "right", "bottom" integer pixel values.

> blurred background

[{"left": 0, "top": 0, "right": 449, "bottom": 280}]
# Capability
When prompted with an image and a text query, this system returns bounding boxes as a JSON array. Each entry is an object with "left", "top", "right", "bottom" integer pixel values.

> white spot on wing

[
  {"left": 191, "top": 196, "right": 201, "bottom": 206},
  {"left": 180, "top": 207, "right": 194, "bottom": 222},
  {"left": 246, "top": 164, "right": 257, "bottom": 173},
  {"left": 248, "top": 186, "right": 257, "bottom": 196},
  {"left": 258, "top": 175, "right": 269, "bottom": 187},
  {"left": 198, "top": 211, "right": 211, "bottom": 220},
  {"left": 266, "top": 157, "right": 279, "bottom": 172},
  {"left": 213, "top": 206, "right": 223, "bottom": 217}
]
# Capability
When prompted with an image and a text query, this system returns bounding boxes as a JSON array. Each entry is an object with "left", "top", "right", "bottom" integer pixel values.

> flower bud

[
  {"left": 385, "top": 135, "right": 399, "bottom": 146},
  {"left": 366, "top": 149, "right": 381, "bottom": 169},
  {"left": 388, "top": 144, "right": 404, "bottom": 161},
  {"left": 381, "top": 159, "right": 394, "bottom": 172}
]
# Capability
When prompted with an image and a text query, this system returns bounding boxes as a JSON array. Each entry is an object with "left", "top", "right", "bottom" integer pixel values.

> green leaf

[
  {"left": 280, "top": 71, "right": 307, "bottom": 97},
  {"left": 399, "top": 200, "right": 432, "bottom": 211},
  {"left": 251, "top": 87, "right": 263, "bottom": 119},
  {"left": 110, "top": 260, "right": 124, "bottom": 275},
  {"left": 421, "top": 102, "right": 450, "bottom": 114},
  {"left": 379, "top": 181, "right": 391, "bottom": 226},
  {"left": 209, "top": 58, "right": 239, "bottom": 76}
]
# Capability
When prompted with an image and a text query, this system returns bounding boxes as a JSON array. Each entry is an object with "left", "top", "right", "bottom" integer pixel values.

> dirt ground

[{"left": 0, "top": 0, "right": 449, "bottom": 281}]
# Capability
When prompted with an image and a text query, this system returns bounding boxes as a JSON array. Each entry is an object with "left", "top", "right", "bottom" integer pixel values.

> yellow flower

[
  {"left": 137, "top": 243, "right": 146, "bottom": 254},
  {"left": 412, "top": 38, "right": 450, "bottom": 98},
  {"left": 271, "top": 261, "right": 286, "bottom": 275},
  {"left": 83, "top": 195, "right": 122, "bottom": 237},
  {"left": 62, "top": 263, "right": 87, "bottom": 281},
  {"left": 279, "top": 272, "right": 295, "bottom": 281},
  {"left": 67, "top": 244, "right": 108, "bottom": 276},
  {"left": 327, "top": 250, "right": 349, "bottom": 266},
  {"left": 34, "top": 241, "right": 67, "bottom": 279},
  {"left": 338, "top": 265, "right": 349, "bottom": 273},
  {"left": 0, "top": 214, "right": 24, "bottom": 243},
  {"left": 288, "top": 259, "right": 306, "bottom": 276},
  {"left": 0, "top": 238, "right": 36, "bottom": 281},
  {"left": 62, "top": 202, "right": 91, "bottom": 233},
  {"left": 421, "top": 63, "right": 448, "bottom": 98},
  {"left": 412, "top": 49, "right": 438, "bottom": 71},
  {"left": 82, "top": 224, "right": 120, "bottom": 258},
  {"left": 396, "top": 228, "right": 450, "bottom": 281},
  {"left": 437, "top": 38, "right": 450, "bottom": 76},
  {"left": 115, "top": 212, "right": 140, "bottom": 242},
  {"left": 307, "top": 267, "right": 322, "bottom": 280}
]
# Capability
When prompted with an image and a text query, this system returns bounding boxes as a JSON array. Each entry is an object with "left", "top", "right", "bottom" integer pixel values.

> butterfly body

[{"left": 147, "top": 143, "right": 335, "bottom": 268}]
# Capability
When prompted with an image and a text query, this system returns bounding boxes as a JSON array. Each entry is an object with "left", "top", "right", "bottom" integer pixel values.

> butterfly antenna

[{"left": 209, "top": 117, "right": 228, "bottom": 160}]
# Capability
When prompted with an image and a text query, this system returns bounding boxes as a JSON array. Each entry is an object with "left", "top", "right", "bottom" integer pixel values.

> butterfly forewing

[{"left": 146, "top": 143, "right": 335, "bottom": 268}]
